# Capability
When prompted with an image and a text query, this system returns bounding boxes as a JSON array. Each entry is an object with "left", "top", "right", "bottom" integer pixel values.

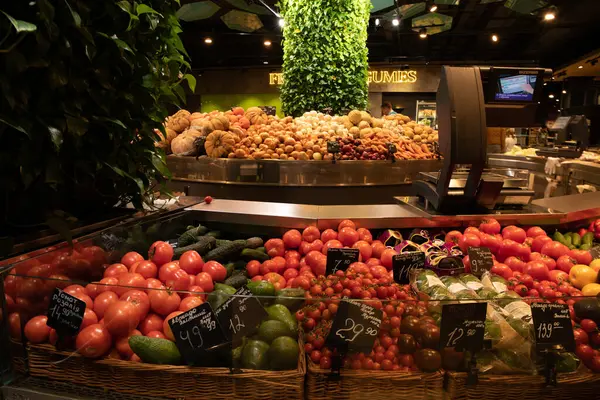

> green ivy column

[{"left": 280, "top": 0, "right": 371, "bottom": 117}]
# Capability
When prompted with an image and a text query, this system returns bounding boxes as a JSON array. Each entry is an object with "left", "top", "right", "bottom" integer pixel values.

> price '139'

[{"left": 537, "top": 322, "right": 553, "bottom": 339}]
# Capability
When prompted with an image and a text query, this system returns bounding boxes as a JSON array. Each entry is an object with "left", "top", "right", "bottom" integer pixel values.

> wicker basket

[
  {"left": 26, "top": 336, "right": 305, "bottom": 400},
  {"left": 306, "top": 360, "right": 444, "bottom": 400},
  {"left": 445, "top": 368, "right": 600, "bottom": 400}
]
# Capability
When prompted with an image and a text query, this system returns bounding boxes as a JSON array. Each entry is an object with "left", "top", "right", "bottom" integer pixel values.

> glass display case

[
  {"left": 2, "top": 204, "right": 600, "bottom": 399},
  {"left": 416, "top": 101, "right": 437, "bottom": 129}
]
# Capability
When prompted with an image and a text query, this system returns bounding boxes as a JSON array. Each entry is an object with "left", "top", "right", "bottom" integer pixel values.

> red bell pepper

[{"left": 589, "top": 219, "right": 600, "bottom": 240}]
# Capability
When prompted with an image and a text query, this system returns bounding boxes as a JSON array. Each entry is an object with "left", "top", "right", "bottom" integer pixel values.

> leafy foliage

[
  {"left": 279, "top": 0, "right": 371, "bottom": 117},
  {"left": 0, "top": 1, "right": 192, "bottom": 232}
]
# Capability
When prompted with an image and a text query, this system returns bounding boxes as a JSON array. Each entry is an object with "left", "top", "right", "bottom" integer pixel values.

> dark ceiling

[{"left": 180, "top": 0, "right": 600, "bottom": 70}]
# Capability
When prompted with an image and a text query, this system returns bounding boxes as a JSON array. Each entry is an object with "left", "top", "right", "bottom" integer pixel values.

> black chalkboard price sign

[
  {"left": 531, "top": 302, "right": 576, "bottom": 352},
  {"left": 46, "top": 288, "right": 86, "bottom": 335},
  {"left": 468, "top": 247, "right": 494, "bottom": 277},
  {"left": 326, "top": 248, "right": 360, "bottom": 275},
  {"left": 392, "top": 251, "right": 425, "bottom": 284},
  {"left": 168, "top": 303, "right": 224, "bottom": 364},
  {"left": 215, "top": 286, "right": 268, "bottom": 345},
  {"left": 325, "top": 299, "right": 383, "bottom": 354},
  {"left": 439, "top": 303, "right": 487, "bottom": 352}
]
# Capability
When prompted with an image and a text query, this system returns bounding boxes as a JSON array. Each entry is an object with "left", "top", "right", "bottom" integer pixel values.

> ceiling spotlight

[
  {"left": 543, "top": 83, "right": 547, "bottom": 86},
  {"left": 264, "top": 40, "right": 272, "bottom": 47},
  {"left": 544, "top": 11, "right": 556, "bottom": 21},
  {"left": 548, "top": 94, "right": 555, "bottom": 99},
  {"left": 204, "top": 37, "right": 213, "bottom": 44},
  {"left": 278, "top": 18, "right": 285, "bottom": 27},
  {"left": 375, "top": 18, "right": 380, "bottom": 26},
  {"left": 491, "top": 34, "right": 498, "bottom": 42},
  {"left": 562, "top": 90, "right": 567, "bottom": 94},
  {"left": 430, "top": 5, "right": 438, "bottom": 12},
  {"left": 419, "top": 28, "right": 427, "bottom": 39},
  {"left": 263, "top": 61, "right": 269, "bottom": 65},
  {"left": 578, "top": 65, "right": 584, "bottom": 69},
  {"left": 392, "top": 18, "right": 400, "bottom": 26}
]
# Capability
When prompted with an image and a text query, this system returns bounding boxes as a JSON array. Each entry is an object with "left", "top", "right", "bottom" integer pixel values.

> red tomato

[
  {"left": 285, "top": 250, "right": 301, "bottom": 260},
  {"left": 26, "top": 264, "right": 53, "bottom": 278},
  {"left": 458, "top": 234, "right": 481, "bottom": 253},
  {"left": 531, "top": 235, "right": 553, "bottom": 253},
  {"left": 338, "top": 220, "right": 356, "bottom": 231},
  {"left": 574, "top": 328, "right": 589, "bottom": 345},
  {"left": 164, "top": 268, "right": 190, "bottom": 291},
  {"left": 8, "top": 312, "right": 21, "bottom": 339},
  {"left": 271, "top": 256, "right": 287, "bottom": 273},
  {"left": 302, "top": 226, "right": 321, "bottom": 243},
  {"left": 145, "top": 278, "right": 163, "bottom": 291},
  {"left": 158, "top": 262, "right": 181, "bottom": 283},
  {"left": 556, "top": 255, "right": 576, "bottom": 273},
  {"left": 179, "top": 296, "right": 204, "bottom": 312},
  {"left": 116, "top": 329, "right": 141, "bottom": 358},
  {"left": 264, "top": 272, "right": 287, "bottom": 291},
  {"left": 541, "top": 241, "right": 569, "bottom": 260},
  {"left": 370, "top": 265, "right": 388, "bottom": 279},
  {"left": 121, "top": 252, "right": 144, "bottom": 268},
  {"left": 93, "top": 291, "right": 119, "bottom": 319},
  {"left": 369, "top": 241, "right": 386, "bottom": 259},
  {"left": 445, "top": 231, "right": 463, "bottom": 245},
  {"left": 479, "top": 219, "right": 501, "bottom": 235},
  {"left": 130, "top": 260, "right": 158, "bottom": 279},
  {"left": 179, "top": 251, "right": 204, "bottom": 275},
  {"left": 148, "top": 289, "right": 181, "bottom": 316},
  {"left": 321, "top": 240, "right": 343, "bottom": 255},
  {"left": 80, "top": 308, "right": 99, "bottom": 331},
  {"left": 44, "top": 274, "right": 70, "bottom": 293},
  {"left": 292, "top": 276, "right": 311, "bottom": 290},
  {"left": 515, "top": 243, "right": 531, "bottom": 262},
  {"left": 524, "top": 261, "right": 550, "bottom": 281},
  {"left": 194, "top": 272, "right": 214, "bottom": 292},
  {"left": 338, "top": 227, "right": 359, "bottom": 247},
  {"left": 260, "top": 260, "right": 276, "bottom": 275},
  {"left": 356, "top": 228, "right": 373, "bottom": 244},
  {"left": 380, "top": 248, "right": 398, "bottom": 270},
  {"left": 569, "top": 249, "right": 593, "bottom": 266},
  {"left": 265, "top": 239, "right": 285, "bottom": 257},
  {"left": 490, "top": 263, "right": 513, "bottom": 280},
  {"left": 581, "top": 319, "right": 598, "bottom": 333},
  {"left": 96, "top": 277, "right": 119, "bottom": 296},
  {"left": 283, "top": 268, "right": 299, "bottom": 281},
  {"left": 246, "top": 260, "right": 261, "bottom": 277},
  {"left": 4, "top": 275, "right": 19, "bottom": 298},
  {"left": 76, "top": 324, "right": 112, "bottom": 358},
  {"left": 62, "top": 284, "right": 86, "bottom": 296},
  {"left": 497, "top": 239, "right": 520, "bottom": 262},
  {"left": 502, "top": 225, "right": 527, "bottom": 243},
  {"left": 70, "top": 291, "right": 94, "bottom": 311},
  {"left": 504, "top": 256, "right": 526, "bottom": 272},
  {"left": 120, "top": 290, "right": 150, "bottom": 321},
  {"left": 24, "top": 315, "right": 51, "bottom": 344},
  {"left": 139, "top": 313, "right": 164, "bottom": 335},
  {"left": 520, "top": 274, "right": 534, "bottom": 288},
  {"left": 285, "top": 256, "right": 300, "bottom": 270},
  {"left": 548, "top": 270, "right": 569, "bottom": 284},
  {"left": 526, "top": 226, "right": 547, "bottom": 238},
  {"left": 146, "top": 330, "right": 166, "bottom": 339},
  {"left": 576, "top": 344, "right": 595, "bottom": 362},
  {"left": 103, "top": 300, "right": 140, "bottom": 337},
  {"left": 114, "top": 272, "right": 146, "bottom": 297},
  {"left": 529, "top": 252, "right": 556, "bottom": 270},
  {"left": 480, "top": 234, "right": 502, "bottom": 253},
  {"left": 306, "top": 251, "right": 327, "bottom": 276},
  {"left": 148, "top": 241, "right": 174, "bottom": 266},
  {"left": 464, "top": 227, "right": 482, "bottom": 238},
  {"left": 352, "top": 241, "right": 373, "bottom": 262},
  {"left": 164, "top": 311, "right": 184, "bottom": 341},
  {"left": 17, "top": 277, "right": 46, "bottom": 299},
  {"left": 202, "top": 261, "right": 227, "bottom": 282},
  {"left": 104, "top": 263, "right": 128, "bottom": 278},
  {"left": 283, "top": 229, "right": 302, "bottom": 249},
  {"left": 321, "top": 229, "right": 338, "bottom": 243}
]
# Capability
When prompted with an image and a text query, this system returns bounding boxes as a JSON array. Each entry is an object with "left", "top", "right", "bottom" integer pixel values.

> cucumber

[
  {"left": 173, "top": 236, "right": 216, "bottom": 258},
  {"left": 245, "top": 237, "right": 264, "bottom": 249},
  {"left": 224, "top": 273, "right": 248, "bottom": 289},
  {"left": 256, "top": 247, "right": 266, "bottom": 253},
  {"left": 204, "top": 239, "right": 247, "bottom": 262},
  {"left": 241, "top": 248, "right": 270, "bottom": 262},
  {"left": 129, "top": 336, "right": 181, "bottom": 365},
  {"left": 177, "top": 225, "right": 209, "bottom": 247},
  {"left": 205, "top": 231, "right": 222, "bottom": 238},
  {"left": 216, "top": 239, "right": 233, "bottom": 247}
]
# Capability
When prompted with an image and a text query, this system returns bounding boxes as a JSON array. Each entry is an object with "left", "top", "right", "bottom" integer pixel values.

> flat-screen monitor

[{"left": 484, "top": 67, "right": 544, "bottom": 104}]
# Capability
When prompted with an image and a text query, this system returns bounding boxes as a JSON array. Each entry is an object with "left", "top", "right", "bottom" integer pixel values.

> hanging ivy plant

[
  {"left": 0, "top": 1, "right": 193, "bottom": 237},
  {"left": 279, "top": 0, "right": 371, "bottom": 117}
]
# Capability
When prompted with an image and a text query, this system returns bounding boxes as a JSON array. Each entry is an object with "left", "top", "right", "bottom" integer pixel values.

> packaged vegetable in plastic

[
  {"left": 481, "top": 271, "right": 509, "bottom": 294},
  {"left": 458, "top": 273, "right": 484, "bottom": 292}
]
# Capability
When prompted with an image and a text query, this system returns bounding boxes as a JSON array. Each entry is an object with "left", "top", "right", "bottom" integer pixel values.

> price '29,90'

[{"left": 336, "top": 318, "right": 378, "bottom": 343}]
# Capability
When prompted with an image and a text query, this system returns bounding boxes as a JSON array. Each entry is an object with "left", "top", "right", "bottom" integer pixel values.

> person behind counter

[{"left": 381, "top": 102, "right": 397, "bottom": 116}]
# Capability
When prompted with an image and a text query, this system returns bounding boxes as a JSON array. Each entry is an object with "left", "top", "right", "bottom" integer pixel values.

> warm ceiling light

[
  {"left": 392, "top": 18, "right": 399, "bottom": 26},
  {"left": 491, "top": 34, "right": 498, "bottom": 42},
  {"left": 264, "top": 40, "right": 272, "bottom": 47},
  {"left": 375, "top": 18, "right": 380, "bottom": 26},
  {"left": 430, "top": 5, "right": 438, "bottom": 12},
  {"left": 562, "top": 90, "right": 567, "bottom": 94},
  {"left": 419, "top": 28, "right": 427, "bottom": 39},
  {"left": 544, "top": 11, "right": 556, "bottom": 21},
  {"left": 204, "top": 37, "right": 213, "bottom": 44},
  {"left": 578, "top": 65, "right": 584, "bottom": 69},
  {"left": 548, "top": 94, "right": 555, "bottom": 99},
  {"left": 263, "top": 61, "right": 269, "bottom": 65},
  {"left": 543, "top": 82, "right": 547, "bottom": 86}
]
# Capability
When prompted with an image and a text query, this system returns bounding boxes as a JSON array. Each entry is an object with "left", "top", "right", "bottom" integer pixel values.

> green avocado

[
  {"left": 241, "top": 339, "right": 270, "bottom": 370},
  {"left": 258, "top": 319, "right": 296, "bottom": 343},
  {"left": 268, "top": 336, "right": 299, "bottom": 370},
  {"left": 265, "top": 304, "right": 297, "bottom": 333},
  {"left": 128, "top": 336, "right": 181, "bottom": 365},
  {"left": 247, "top": 280, "right": 276, "bottom": 297}
]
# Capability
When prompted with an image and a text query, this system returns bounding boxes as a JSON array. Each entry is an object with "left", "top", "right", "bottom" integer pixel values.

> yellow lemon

[
  {"left": 582, "top": 283, "right": 600, "bottom": 297},
  {"left": 569, "top": 265, "right": 598, "bottom": 289}
]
